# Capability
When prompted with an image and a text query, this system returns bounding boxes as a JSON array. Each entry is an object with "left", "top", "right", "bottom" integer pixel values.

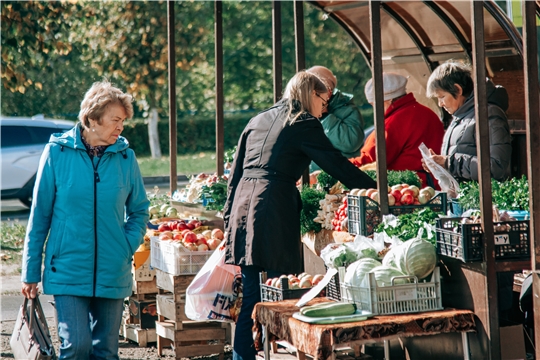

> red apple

[
  {"left": 177, "top": 222, "right": 188, "bottom": 231},
  {"left": 388, "top": 193, "right": 396, "bottom": 206},
  {"left": 173, "top": 233, "right": 183, "bottom": 241},
  {"left": 188, "top": 219, "right": 202, "bottom": 230},
  {"left": 401, "top": 193, "right": 414, "bottom": 205},
  {"left": 391, "top": 189, "right": 402, "bottom": 202},
  {"left": 212, "top": 228, "right": 224, "bottom": 240},
  {"left": 312, "top": 274, "right": 325, "bottom": 286},
  {"left": 158, "top": 223, "right": 171, "bottom": 232},
  {"left": 183, "top": 231, "right": 197, "bottom": 244},
  {"left": 159, "top": 233, "right": 172, "bottom": 241},
  {"left": 408, "top": 185, "right": 420, "bottom": 198},
  {"left": 401, "top": 188, "right": 415, "bottom": 197},
  {"left": 197, "top": 244, "right": 209, "bottom": 251},
  {"left": 207, "top": 238, "right": 221, "bottom": 250}
]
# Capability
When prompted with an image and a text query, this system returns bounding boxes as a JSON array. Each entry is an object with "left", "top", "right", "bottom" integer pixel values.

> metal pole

[
  {"left": 522, "top": 1, "right": 540, "bottom": 357},
  {"left": 167, "top": 0, "right": 177, "bottom": 194},
  {"left": 272, "top": 1, "right": 282, "bottom": 103},
  {"left": 471, "top": 2, "right": 499, "bottom": 359},
  {"left": 369, "top": 1, "right": 389, "bottom": 215},
  {"left": 215, "top": 1, "right": 224, "bottom": 176},
  {"left": 294, "top": 0, "right": 308, "bottom": 185}
]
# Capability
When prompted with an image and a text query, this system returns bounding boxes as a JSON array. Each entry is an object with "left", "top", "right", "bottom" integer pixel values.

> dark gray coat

[
  {"left": 441, "top": 79, "right": 511, "bottom": 182},
  {"left": 223, "top": 100, "right": 376, "bottom": 274}
]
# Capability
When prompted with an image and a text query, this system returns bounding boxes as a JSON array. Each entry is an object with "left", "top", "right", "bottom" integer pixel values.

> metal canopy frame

[{"left": 165, "top": 1, "right": 540, "bottom": 358}]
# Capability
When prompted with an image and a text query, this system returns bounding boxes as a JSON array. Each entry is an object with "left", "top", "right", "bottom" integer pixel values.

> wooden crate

[
  {"left": 122, "top": 323, "right": 157, "bottom": 347},
  {"left": 156, "top": 269, "right": 194, "bottom": 301},
  {"left": 156, "top": 320, "right": 226, "bottom": 360},
  {"left": 157, "top": 294, "right": 189, "bottom": 323},
  {"left": 132, "top": 277, "right": 158, "bottom": 300}
]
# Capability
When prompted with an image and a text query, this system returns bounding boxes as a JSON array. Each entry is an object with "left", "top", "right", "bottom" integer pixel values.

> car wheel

[{"left": 19, "top": 196, "right": 32, "bottom": 208}]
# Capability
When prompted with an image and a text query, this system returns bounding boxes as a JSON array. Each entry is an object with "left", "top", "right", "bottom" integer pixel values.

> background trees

[{"left": 1, "top": 1, "right": 372, "bottom": 137}]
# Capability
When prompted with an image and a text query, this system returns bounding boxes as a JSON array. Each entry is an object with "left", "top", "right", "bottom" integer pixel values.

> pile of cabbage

[{"left": 321, "top": 233, "right": 437, "bottom": 288}]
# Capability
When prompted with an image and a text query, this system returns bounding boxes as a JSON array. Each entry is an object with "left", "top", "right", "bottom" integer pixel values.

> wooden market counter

[{"left": 252, "top": 298, "right": 476, "bottom": 360}]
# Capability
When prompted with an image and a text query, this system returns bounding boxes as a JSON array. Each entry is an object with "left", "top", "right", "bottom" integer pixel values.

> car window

[
  {"left": 29, "top": 126, "right": 64, "bottom": 144},
  {"left": 1, "top": 126, "right": 33, "bottom": 148}
]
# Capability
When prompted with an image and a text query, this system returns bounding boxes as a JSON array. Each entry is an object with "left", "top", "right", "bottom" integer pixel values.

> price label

[
  {"left": 395, "top": 287, "right": 417, "bottom": 301},
  {"left": 495, "top": 234, "right": 510, "bottom": 245}
]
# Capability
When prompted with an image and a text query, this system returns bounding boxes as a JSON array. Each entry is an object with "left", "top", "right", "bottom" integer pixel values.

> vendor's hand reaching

[
  {"left": 310, "top": 170, "right": 321, "bottom": 185},
  {"left": 22, "top": 282, "right": 38, "bottom": 299},
  {"left": 421, "top": 148, "right": 448, "bottom": 173}
]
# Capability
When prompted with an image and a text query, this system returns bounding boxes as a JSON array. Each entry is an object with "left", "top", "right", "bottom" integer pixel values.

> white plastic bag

[
  {"left": 185, "top": 241, "right": 242, "bottom": 322},
  {"left": 419, "top": 143, "right": 460, "bottom": 198}
]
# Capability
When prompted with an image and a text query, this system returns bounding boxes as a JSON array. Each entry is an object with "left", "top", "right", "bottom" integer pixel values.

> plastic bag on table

[
  {"left": 419, "top": 143, "right": 460, "bottom": 198},
  {"left": 185, "top": 240, "right": 242, "bottom": 322}
]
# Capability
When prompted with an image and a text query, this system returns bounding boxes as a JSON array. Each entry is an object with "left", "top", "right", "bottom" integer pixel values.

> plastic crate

[
  {"left": 340, "top": 267, "right": 443, "bottom": 315},
  {"left": 347, "top": 192, "right": 447, "bottom": 236},
  {"left": 326, "top": 272, "right": 341, "bottom": 301},
  {"left": 259, "top": 272, "right": 312, "bottom": 302},
  {"left": 150, "top": 237, "right": 213, "bottom": 275},
  {"left": 436, "top": 218, "right": 530, "bottom": 262}
]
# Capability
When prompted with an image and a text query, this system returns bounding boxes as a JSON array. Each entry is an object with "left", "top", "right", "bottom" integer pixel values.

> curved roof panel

[{"left": 309, "top": 0, "right": 536, "bottom": 122}]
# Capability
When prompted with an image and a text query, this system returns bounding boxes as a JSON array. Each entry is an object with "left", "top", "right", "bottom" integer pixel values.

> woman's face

[
  {"left": 89, "top": 103, "right": 127, "bottom": 145},
  {"left": 311, "top": 91, "right": 330, "bottom": 118},
  {"left": 434, "top": 85, "right": 466, "bottom": 115}
]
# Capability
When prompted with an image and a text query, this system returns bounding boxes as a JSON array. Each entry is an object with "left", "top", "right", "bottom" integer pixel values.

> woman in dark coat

[{"left": 223, "top": 71, "right": 376, "bottom": 360}]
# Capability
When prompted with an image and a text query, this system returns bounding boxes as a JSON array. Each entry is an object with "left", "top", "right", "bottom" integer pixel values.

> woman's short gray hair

[
  {"left": 282, "top": 71, "right": 327, "bottom": 125},
  {"left": 78, "top": 80, "right": 134, "bottom": 127},
  {"left": 426, "top": 60, "right": 474, "bottom": 99}
]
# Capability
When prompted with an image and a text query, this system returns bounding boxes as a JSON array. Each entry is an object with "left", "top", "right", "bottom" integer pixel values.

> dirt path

[{"left": 1, "top": 318, "right": 234, "bottom": 359}]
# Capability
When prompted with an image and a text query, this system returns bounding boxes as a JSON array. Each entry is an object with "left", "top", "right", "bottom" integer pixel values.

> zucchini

[{"left": 300, "top": 302, "right": 356, "bottom": 317}]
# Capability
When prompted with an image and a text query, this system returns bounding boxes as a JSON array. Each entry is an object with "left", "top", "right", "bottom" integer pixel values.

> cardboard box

[
  {"left": 129, "top": 296, "right": 158, "bottom": 329},
  {"left": 133, "top": 249, "right": 156, "bottom": 282},
  {"left": 500, "top": 325, "right": 527, "bottom": 360}
]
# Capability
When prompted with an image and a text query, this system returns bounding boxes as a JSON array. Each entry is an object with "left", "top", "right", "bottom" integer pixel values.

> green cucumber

[{"left": 300, "top": 302, "right": 356, "bottom": 317}]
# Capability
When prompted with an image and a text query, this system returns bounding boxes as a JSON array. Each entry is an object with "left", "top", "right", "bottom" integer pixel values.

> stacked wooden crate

[
  {"left": 122, "top": 248, "right": 158, "bottom": 347},
  {"left": 155, "top": 269, "right": 228, "bottom": 359}
]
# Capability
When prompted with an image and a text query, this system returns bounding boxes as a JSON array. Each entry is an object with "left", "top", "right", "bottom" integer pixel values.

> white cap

[{"left": 364, "top": 72, "right": 408, "bottom": 103}]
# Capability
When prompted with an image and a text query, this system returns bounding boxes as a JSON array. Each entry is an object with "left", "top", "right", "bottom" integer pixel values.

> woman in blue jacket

[{"left": 21, "top": 80, "right": 150, "bottom": 359}]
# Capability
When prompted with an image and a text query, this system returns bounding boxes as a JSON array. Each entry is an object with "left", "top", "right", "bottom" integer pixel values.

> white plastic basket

[
  {"left": 339, "top": 267, "right": 442, "bottom": 315},
  {"left": 150, "top": 237, "right": 213, "bottom": 275}
]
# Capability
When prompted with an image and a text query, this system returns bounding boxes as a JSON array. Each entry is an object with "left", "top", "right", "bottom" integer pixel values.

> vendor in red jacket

[{"left": 350, "top": 72, "right": 444, "bottom": 187}]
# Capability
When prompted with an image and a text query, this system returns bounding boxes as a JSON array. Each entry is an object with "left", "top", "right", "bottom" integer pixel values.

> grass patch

[
  {"left": 0, "top": 221, "right": 25, "bottom": 269},
  {"left": 137, "top": 152, "right": 218, "bottom": 177}
]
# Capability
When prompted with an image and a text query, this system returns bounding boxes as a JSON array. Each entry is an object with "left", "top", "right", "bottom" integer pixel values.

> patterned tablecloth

[{"left": 252, "top": 298, "right": 476, "bottom": 360}]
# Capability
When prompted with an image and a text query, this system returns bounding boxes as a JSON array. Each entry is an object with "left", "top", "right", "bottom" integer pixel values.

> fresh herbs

[
  {"left": 224, "top": 146, "right": 237, "bottom": 164},
  {"left": 300, "top": 186, "right": 326, "bottom": 235},
  {"left": 199, "top": 178, "right": 228, "bottom": 212},
  {"left": 375, "top": 208, "right": 441, "bottom": 245},
  {"left": 317, "top": 171, "right": 338, "bottom": 189},
  {"left": 458, "top": 176, "right": 529, "bottom": 211},
  {"left": 363, "top": 170, "right": 422, "bottom": 188}
]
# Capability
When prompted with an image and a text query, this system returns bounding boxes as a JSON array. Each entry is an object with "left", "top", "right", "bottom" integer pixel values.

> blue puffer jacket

[{"left": 22, "top": 125, "right": 150, "bottom": 299}]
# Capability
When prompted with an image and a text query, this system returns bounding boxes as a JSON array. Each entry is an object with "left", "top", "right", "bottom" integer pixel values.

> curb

[{"left": 143, "top": 175, "right": 190, "bottom": 185}]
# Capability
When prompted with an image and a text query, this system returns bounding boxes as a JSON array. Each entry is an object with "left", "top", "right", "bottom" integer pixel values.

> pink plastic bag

[{"left": 185, "top": 241, "right": 242, "bottom": 322}]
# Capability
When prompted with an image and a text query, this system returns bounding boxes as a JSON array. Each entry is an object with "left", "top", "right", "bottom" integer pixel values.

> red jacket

[{"left": 350, "top": 93, "right": 444, "bottom": 187}]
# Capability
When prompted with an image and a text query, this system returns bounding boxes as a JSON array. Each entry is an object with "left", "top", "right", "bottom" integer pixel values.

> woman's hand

[
  {"left": 421, "top": 149, "right": 447, "bottom": 173},
  {"left": 310, "top": 170, "right": 321, "bottom": 185},
  {"left": 22, "top": 282, "right": 38, "bottom": 299}
]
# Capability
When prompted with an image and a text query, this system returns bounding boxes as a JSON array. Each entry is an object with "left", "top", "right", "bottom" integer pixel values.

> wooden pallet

[
  {"left": 156, "top": 320, "right": 226, "bottom": 359},
  {"left": 122, "top": 323, "right": 157, "bottom": 347}
]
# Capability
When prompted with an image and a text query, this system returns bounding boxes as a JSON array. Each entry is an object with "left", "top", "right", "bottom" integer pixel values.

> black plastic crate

[
  {"left": 259, "top": 272, "right": 312, "bottom": 302},
  {"left": 347, "top": 192, "right": 447, "bottom": 236},
  {"left": 326, "top": 271, "right": 341, "bottom": 301},
  {"left": 436, "top": 217, "right": 530, "bottom": 262}
]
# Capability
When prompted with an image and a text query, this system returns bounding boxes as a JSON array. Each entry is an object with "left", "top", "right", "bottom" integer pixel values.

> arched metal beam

[
  {"left": 423, "top": 1, "right": 472, "bottom": 62},
  {"left": 484, "top": 0, "right": 523, "bottom": 60},
  {"left": 381, "top": 3, "right": 436, "bottom": 71},
  {"left": 307, "top": 1, "right": 371, "bottom": 68}
]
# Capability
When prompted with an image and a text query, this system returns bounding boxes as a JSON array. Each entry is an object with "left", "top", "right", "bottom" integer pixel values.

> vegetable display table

[{"left": 252, "top": 298, "right": 476, "bottom": 360}]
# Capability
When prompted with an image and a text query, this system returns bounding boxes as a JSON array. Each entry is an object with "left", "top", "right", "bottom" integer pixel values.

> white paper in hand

[{"left": 295, "top": 267, "right": 338, "bottom": 308}]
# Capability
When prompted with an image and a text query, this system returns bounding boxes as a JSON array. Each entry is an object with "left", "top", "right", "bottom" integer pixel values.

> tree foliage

[{"left": 1, "top": 1, "right": 371, "bottom": 124}]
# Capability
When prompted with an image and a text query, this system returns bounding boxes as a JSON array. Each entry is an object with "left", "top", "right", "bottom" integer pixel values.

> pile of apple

[
  {"left": 157, "top": 221, "right": 224, "bottom": 252},
  {"left": 350, "top": 185, "right": 436, "bottom": 206},
  {"left": 332, "top": 196, "right": 349, "bottom": 232},
  {"left": 264, "top": 273, "right": 324, "bottom": 289}
]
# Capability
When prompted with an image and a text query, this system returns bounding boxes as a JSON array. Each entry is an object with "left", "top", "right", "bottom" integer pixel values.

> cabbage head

[
  {"left": 370, "top": 265, "right": 408, "bottom": 287},
  {"left": 385, "top": 238, "right": 436, "bottom": 279},
  {"left": 343, "top": 258, "right": 381, "bottom": 287}
]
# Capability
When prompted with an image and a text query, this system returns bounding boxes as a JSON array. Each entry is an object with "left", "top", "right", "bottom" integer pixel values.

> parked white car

[{"left": 1, "top": 115, "right": 75, "bottom": 207}]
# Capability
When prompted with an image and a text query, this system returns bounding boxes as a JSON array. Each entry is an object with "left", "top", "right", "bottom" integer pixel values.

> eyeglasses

[{"left": 315, "top": 93, "right": 329, "bottom": 109}]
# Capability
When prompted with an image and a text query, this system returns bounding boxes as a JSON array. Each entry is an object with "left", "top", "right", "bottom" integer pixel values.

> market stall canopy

[{"left": 309, "top": 0, "right": 539, "bottom": 127}]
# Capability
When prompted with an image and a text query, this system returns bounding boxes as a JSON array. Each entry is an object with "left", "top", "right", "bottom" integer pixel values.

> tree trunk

[{"left": 148, "top": 107, "right": 161, "bottom": 158}]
